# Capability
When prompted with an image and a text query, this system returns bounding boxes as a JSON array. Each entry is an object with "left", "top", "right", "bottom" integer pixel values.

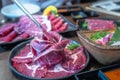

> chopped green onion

[
  {"left": 67, "top": 43, "right": 79, "bottom": 50},
  {"left": 82, "top": 21, "right": 88, "bottom": 29},
  {"left": 90, "top": 31, "right": 110, "bottom": 40}
]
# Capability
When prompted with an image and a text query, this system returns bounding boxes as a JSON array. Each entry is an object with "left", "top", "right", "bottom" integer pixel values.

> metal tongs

[
  {"left": 13, "top": 0, "right": 43, "bottom": 29},
  {"left": 13, "top": 0, "right": 53, "bottom": 41}
]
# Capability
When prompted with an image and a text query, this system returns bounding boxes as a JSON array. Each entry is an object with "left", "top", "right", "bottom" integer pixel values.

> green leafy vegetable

[
  {"left": 82, "top": 21, "right": 87, "bottom": 29},
  {"left": 108, "top": 27, "right": 120, "bottom": 45},
  {"left": 90, "top": 31, "right": 110, "bottom": 40},
  {"left": 51, "top": 10, "right": 57, "bottom": 15},
  {"left": 67, "top": 43, "right": 79, "bottom": 50}
]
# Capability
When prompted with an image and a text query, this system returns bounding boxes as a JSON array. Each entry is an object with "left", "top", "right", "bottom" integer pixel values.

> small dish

[
  {"left": 71, "top": 11, "right": 88, "bottom": 20},
  {"left": 1, "top": 3, "right": 40, "bottom": 19},
  {"left": 71, "top": 10, "right": 98, "bottom": 21}
]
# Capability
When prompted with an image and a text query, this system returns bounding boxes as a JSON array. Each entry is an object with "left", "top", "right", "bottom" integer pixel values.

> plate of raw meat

[
  {"left": 0, "top": 14, "right": 78, "bottom": 49},
  {"left": 0, "top": 23, "right": 33, "bottom": 49},
  {"left": 48, "top": 14, "right": 78, "bottom": 33},
  {"left": 8, "top": 31, "right": 89, "bottom": 80}
]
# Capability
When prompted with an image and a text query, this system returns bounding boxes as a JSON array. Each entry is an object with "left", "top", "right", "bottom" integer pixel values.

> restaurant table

[{"left": 1, "top": 2, "right": 120, "bottom": 80}]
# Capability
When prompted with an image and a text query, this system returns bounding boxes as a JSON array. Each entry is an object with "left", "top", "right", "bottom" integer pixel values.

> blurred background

[{"left": 0, "top": 0, "right": 98, "bottom": 9}]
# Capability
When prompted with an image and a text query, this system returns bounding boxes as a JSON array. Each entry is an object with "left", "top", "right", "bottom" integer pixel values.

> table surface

[{"left": 1, "top": 2, "right": 120, "bottom": 80}]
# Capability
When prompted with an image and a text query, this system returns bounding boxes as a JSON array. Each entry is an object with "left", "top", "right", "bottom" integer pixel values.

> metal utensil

[
  {"left": 13, "top": 0, "right": 43, "bottom": 29},
  {"left": 13, "top": 0, "right": 53, "bottom": 41}
]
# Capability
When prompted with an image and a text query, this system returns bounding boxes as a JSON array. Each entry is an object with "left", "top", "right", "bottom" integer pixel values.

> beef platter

[
  {"left": 9, "top": 31, "right": 89, "bottom": 80},
  {"left": 0, "top": 14, "right": 78, "bottom": 48}
]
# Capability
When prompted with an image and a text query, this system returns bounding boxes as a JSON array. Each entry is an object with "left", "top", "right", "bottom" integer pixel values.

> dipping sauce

[{"left": 104, "top": 68, "right": 120, "bottom": 80}]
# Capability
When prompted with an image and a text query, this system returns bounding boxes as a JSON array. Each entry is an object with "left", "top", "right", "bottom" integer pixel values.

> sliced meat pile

[
  {"left": 0, "top": 14, "right": 68, "bottom": 43},
  {"left": 15, "top": 15, "right": 51, "bottom": 37},
  {"left": 86, "top": 19, "right": 115, "bottom": 31},
  {"left": 12, "top": 31, "right": 87, "bottom": 79}
]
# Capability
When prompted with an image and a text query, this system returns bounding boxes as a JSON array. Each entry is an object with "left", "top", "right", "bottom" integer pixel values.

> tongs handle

[{"left": 13, "top": 0, "right": 43, "bottom": 29}]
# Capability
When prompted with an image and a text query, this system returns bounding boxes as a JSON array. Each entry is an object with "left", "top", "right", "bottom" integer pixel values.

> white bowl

[{"left": 1, "top": 3, "right": 40, "bottom": 18}]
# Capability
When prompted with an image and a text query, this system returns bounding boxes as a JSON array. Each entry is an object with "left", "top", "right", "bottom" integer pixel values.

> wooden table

[{"left": 1, "top": 2, "right": 120, "bottom": 80}]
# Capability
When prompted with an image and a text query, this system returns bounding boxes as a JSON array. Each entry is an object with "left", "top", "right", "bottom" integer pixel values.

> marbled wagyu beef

[
  {"left": 86, "top": 19, "right": 115, "bottom": 31},
  {"left": 12, "top": 31, "right": 87, "bottom": 78}
]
